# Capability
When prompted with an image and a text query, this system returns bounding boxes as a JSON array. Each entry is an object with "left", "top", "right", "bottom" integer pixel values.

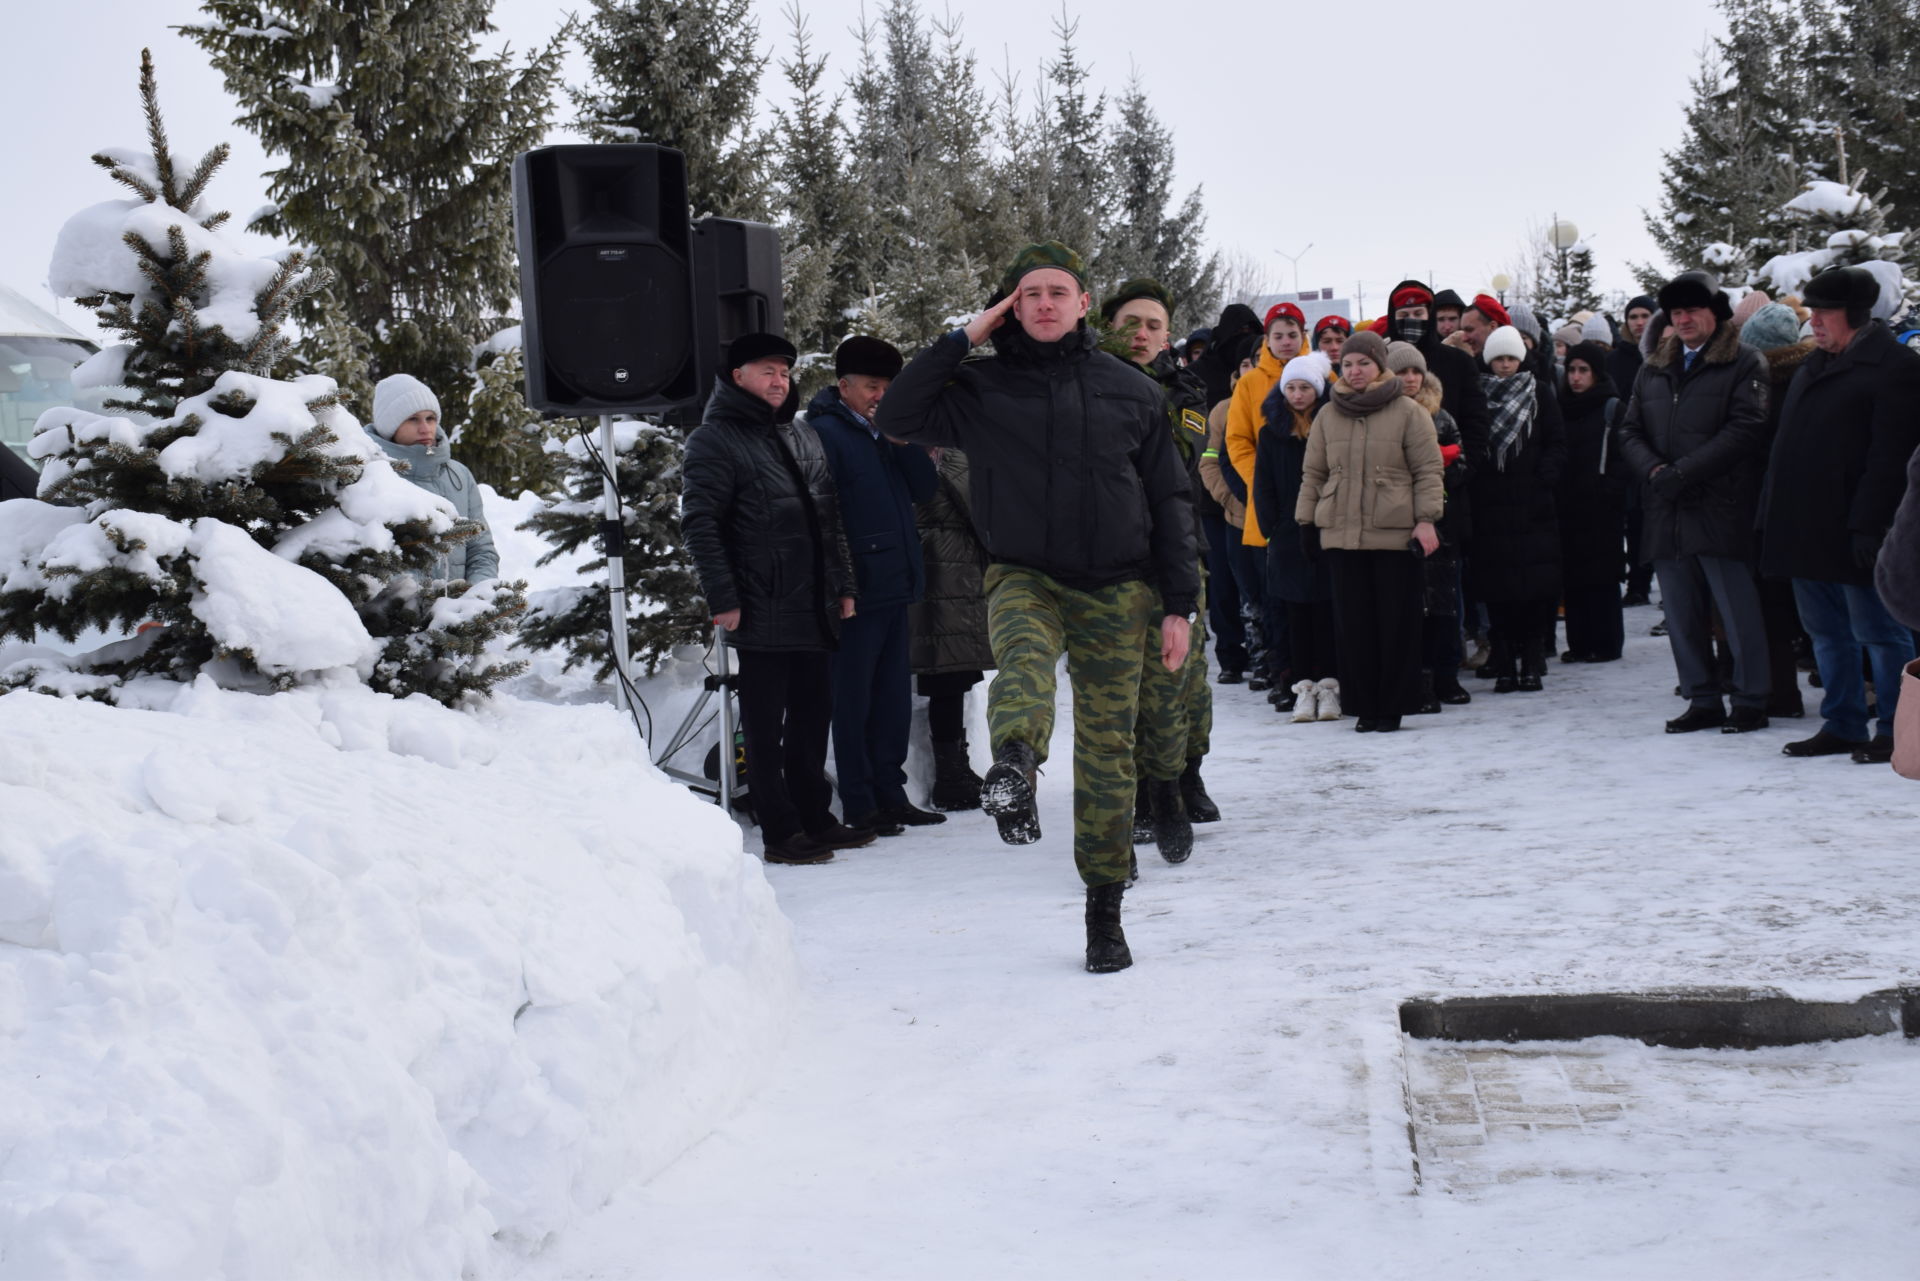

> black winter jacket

[
  {"left": 1758, "top": 322, "right": 1920, "bottom": 586},
  {"left": 1469, "top": 365, "right": 1566, "bottom": 603},
  {"left": 1385, "top": 280, "right": 1492, "bottom": 540},
  {"left": 909, "top": 448, "right": 996, "bottom": 675},
  {"left": 1146, "top": 348, "right": 1211, "bottom": 558},
  {"left": 680, "top": 377, "right": 856, "bottom": 652},
  {"left": 1251, "top": 409, "right": 1332, "bottom": 605},
  {"left": 1618, "top": 321, "right": 1770, "bottom": 563},
  {"left": 806, "top": 385, "right": 938, "bottom": 610},
  {"left": 1876, "top": 439, "right": 1920, "bottom": 630},
  {"left": 882, "top": 325, "right": 1200, "bottom": 617},
  {"left": 1556, "top": 380, "right": 1631, "bottom": 588}
]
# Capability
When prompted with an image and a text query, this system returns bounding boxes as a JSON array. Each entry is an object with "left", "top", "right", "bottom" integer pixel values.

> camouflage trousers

[
  {"left": 1135, "top": 569, "right": 1211, "bottom": 781},
  {"left": 984, "top": 564, "right": 1158, "bottom": 887}
]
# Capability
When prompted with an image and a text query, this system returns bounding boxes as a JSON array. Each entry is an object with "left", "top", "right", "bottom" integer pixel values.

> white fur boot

[
  {"left": 1314, "top": 677, "right": 1343, "bottom": 721},
  {"left": 1288, "top": 680, "right": 1319, "bottom": 723}
]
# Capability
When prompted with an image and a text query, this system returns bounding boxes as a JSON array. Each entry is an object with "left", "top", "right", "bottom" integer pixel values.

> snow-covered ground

[{"left": 513, "top": 608, "right": 1920, "bottom": 1280}]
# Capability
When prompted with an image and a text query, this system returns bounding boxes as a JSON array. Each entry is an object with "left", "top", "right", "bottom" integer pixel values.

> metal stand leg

[
  {"left": 599, "top": 413, "right": 634, "bottom": 715},
  {"left": 715, "top": 625, "right": 735, "bottom": 814}
]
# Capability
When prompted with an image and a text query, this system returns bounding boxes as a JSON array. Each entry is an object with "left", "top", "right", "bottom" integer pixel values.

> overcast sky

[{"left": 4, "top": 0, "right": 1727, "bottom": 339}]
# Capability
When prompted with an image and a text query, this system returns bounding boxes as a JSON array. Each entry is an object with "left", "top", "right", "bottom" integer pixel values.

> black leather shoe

[
  {"left": 1434, "top": 675, "right": 1472, "bottom": 705},
  {"left": 765, "top": 835, "right": 835, "bottom": 865},
  {"left": 1851, "top": 735, "right": 1894, "bottom": 764},
  {"left": 1216, "top": 668, "right": 1244, "bottom": 685},
  {"left": 1666, "top": 706, "right": 1727, "bottom": 733},
  {"left": 1494, "top": 674, "right": 1520, "bottom": 693},
  {"left": 847, "top": 811, "right": 906, "bottom": 837},
  {"left": 1721, "top": 707, "right": 1770, "bottom": 734},
  {"left": 1247, "top": 674, "right": 1271, "bottom": 692},
  {"left": 807, "top": 822, "right": 876, "bottom": 850},
  {"left": 1373, "top": 715, "right": 1403, "bottom": 732},
  {"left": 878, "top": 801, "right": 947, "bottom": 827},
  {"left": 1354, "top": 717, "right": 1379, "bottom": 733},
  {"left": 1783, "top": 729, "right": 1869, "bottom": 757}
]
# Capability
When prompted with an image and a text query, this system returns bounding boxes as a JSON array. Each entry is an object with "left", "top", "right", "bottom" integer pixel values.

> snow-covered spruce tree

[
  {"left": 1753, "top": 140, "right": 1914, "bottom": 311},
  {"left": 0, "top": 51, "right": 524, "bottom": 705},
  {"left": 1539, "top": 240, "right": 1604, "bottom": 322},
  {"left": 1800, "top": 0, "right": 1920, "bottom": 232},
  {"left": 514, "top": 421, "right": 707, "bottom": 679},
  {"left": 179, "top": 1, "right": 568, "bottom": 496},
  {"left": 1096, "top": 71, "right": 1218, "bottom": 332},
  {"left": 771, "top": 2, "right": 854, "bottom": 368},
  {"left": 1038, "top": 7, "right": 1104, "bottom": 273},
  {"left": 572, "top": 0, "right": 772, "bottom": 221}
]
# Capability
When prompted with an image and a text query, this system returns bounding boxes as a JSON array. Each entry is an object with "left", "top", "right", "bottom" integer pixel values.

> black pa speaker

[
  {"left": 512, "top": 145, "right": 698, "bottom": 414},
  {"left": 690, "top": 217, "right": 786, "bottom": 397}
]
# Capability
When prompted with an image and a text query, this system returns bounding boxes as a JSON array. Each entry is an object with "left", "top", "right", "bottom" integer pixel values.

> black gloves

[
  {"left": 1648, "top": 463, "right": 1688, "bottom": 499},
  {"left": 1300, "top": 525, "right": 1322, "bottom": 562},
  {"left": 1853, "top": 529, "right": 1885, "bottom": 571}
]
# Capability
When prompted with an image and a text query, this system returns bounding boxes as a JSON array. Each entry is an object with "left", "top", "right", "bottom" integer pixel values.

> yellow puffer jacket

[
  {"left": 1224, "top": 344, "right": 1289, "bottom": 545},
  {"left": 1294, "top": 379, "right": 1446, "bottom": 551}
]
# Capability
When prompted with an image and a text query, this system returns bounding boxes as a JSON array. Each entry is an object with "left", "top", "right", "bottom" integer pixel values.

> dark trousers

[
  {"left": 1562, "top": 582, "right": 1625, "bottom": 660},
  {"left": 1202, "top": 513, "right": 1247, "bottom": 671},
  {"left": 1487, "top": 599, "right": 1557, "bottom": 673},
  {"left": 1326, "top": 548, "right": 1424, "bottom": 719},
  {"left": 919, "top": 669, "right": 983, "bottom": 744},
  {"left": 1285, "top": 600, "right": 1338, "bottom": 682},
  {"left": 1624, "top": 485, "right": 1653, "bottom": 598},
  {"left": 1792, "top": 578, "right": 1915, "bottom": 740},
  {"left": 831, "top": 604, "right": 912, "bottom": 817},
  {"left": 1757, "top": 576, "right": 1806, "bottom": 709},
  {"left": 1654, "top": 554, "right": 1770, "bottom": 711},
  {"left": 1229, "top": 538, "right": 1276, "bottom": 678},
  {"left": 735, "top": 648, "right": 837, "bottom": 843}
]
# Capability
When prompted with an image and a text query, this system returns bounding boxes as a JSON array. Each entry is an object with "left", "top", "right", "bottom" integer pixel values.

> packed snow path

[{"left": 519, "top": 612, "right": 1920, "bottom": 1279}]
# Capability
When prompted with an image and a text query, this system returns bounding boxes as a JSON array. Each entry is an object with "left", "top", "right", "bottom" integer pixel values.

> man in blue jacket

[{"left": 810, "top": 336, "right": 943, "bottom": 833}]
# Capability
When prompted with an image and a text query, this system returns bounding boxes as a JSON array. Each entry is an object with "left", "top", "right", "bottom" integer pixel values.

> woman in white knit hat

[{"left": 368, "top": 374, "right": 498, "bottom": 583}]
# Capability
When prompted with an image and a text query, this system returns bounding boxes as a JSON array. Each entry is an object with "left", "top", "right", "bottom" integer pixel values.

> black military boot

[
  {"left": 1518, "top": 638, "right": 1546, "bottom": 692},
  {"left": 1149, "top": 778, "right": 1192, "bottom": 864},
  {"left": 928, "top": 739, "right": 983, "bottom": 811},
  {"left": 1179, "top": 757, "right": 1220, "bottom": 823},
  {"left": 1084, "top": 881, "right": 1132, "bottom": 973},
  {"left": 1414, "top": 669, "right": 1442, "bottom": 714},
  {"left": 1131, "top": 778, "right": 1155, "bottom": 845},
  {"left": 981, "top": 740, "right": 1041, "bottom": 845}
]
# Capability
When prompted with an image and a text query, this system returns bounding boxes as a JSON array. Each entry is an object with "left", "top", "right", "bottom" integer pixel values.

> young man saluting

[{"left": 882, "top": 242, "right": 1198, "bottom": 974}]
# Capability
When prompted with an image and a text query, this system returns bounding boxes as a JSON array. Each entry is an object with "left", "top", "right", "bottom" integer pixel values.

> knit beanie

[
  {"left": 1280, "top": 352, "right": 1330, "bottom": 396},
  {"left": 1625, "top": 294, "right": 1657, "bottom": 316},
  {"left": 1484, "top": 325, "right": 1527, "bottom": 364},
  {"left": 1553, "top": 322, "right": 1584, "bottom": 349},
  {"left": 371, "top": 374, "right": 440, "bottom": 440},
  {"left": 1385, "top": 340, "right": 1428, "bottom": 374},
  {"left": 1738, "top": 302, "right": 1802, "bottom": 351},
  {"left": 1580, "top": 313, "right": 1614, "bottom": 345},
  {"left": 1339, "top": 329, "right": 1390, "bottom": 372},
  {"left": 834, "top": 335, "right": 904, "bottom": 379},
  {"left": 1000, "top": 240, "right": 1087, "bottom": 297},
  {"left": 1730, "top": 288, "right": 1773, "bottom": 330},
  {"left": 1100, "top": 277, "right": 1175, "bottom": 323},
  {"left": 1565, "top": 341, "right": 1614, "bottom": 380},
  {"left": 1509, "top": 302, "right": 1542, "bottom": 341}
]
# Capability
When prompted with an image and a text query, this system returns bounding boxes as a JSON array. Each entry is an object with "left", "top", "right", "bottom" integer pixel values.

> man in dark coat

[
  {"left": 1610, "top": 294, "right": 1660, "bottom": 605},
  {"left": 1618, "top": 271, "right": 1773, "bottom": 734},
  {"left": 681, "top": 333, "right": 862, "bottom": 865},
  {"left": 810, "top": 336, "right": 942, "bottom": 831},
  {"left": 1758, "top": 266, "right": 1920, "bottom": 763},
  {"left": 883, "top": 241, "right": 1199, "bottom": 974},
  {"left": 1877, "top": 443, "right": 1920, "bottom": 631},
  {"left": 909, "top": 445, "right": 995, "bottom": 811}
]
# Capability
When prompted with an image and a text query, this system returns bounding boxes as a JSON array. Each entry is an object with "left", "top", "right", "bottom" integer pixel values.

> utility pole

[{"left": 1356, "top": 281, "right": 1365, "bottom": 318}]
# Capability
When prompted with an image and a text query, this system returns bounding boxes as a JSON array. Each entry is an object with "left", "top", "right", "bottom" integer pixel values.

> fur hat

[
  {"left": 834, "top": 335, "right": 903, "bottom": 379},
  {"left": 1509, "top": 302, "right": 1542, "bottom": 341},
  {"left": 1801, "top": 265, "right": 1881, "bottom": 327},
  {"left": 1432, "top": 288, "right": 1467, "bottom": 315},
  {"left": 1580, "top": 313, "right": 1615, "bottom": 345},
  {"left": 1385, "top": 341, "right": 1428, "bottom": 374},
  {"left": 1280, "top": 352, "right": 1330, "bottom": 396},
  {"left": 999, "top": 240, "right": 1087, "bottom": 297},
  {"left": 1484, "top": 325, "right": 1527, "bottom": 364},
  {"left": 1264, "top": 301, "right": 1307, "bottom": 331},
  {"left": 1469, "top": 293, "right": 1512, "bottom": 328},
  {"left": 1100, "top": 277, "right": 1175, "bottom": 324},
  {"left": 1565, "top": 341, "right": 1614, "bottom": 381},
  {"left": 1314, "top": 314, "right": 1351, "bottom": 337},
  {"left": 1338, "top": 329, "right": 1390, "bottom": 372},
  {"left": 371, "top": 374, "right": 439, "bottom": 440},
  {"left": 1740, "top": 302, "right": 1804, "bottom": 351},
  {"left": 727, "top": 332, "right": 798, "bottom": 373},
  {"left": 1657, "top": 270, "right": 1734, "bottom": 322}
]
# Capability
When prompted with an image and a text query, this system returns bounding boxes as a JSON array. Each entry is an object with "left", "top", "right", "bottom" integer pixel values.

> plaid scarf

[{"left": 1480, "top": 369, "right": 1537, "bottom": 472}]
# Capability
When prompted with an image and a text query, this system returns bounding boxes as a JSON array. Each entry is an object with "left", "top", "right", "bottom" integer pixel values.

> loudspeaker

[
  {"left": 690, "top": 216, "right": 786, "bottom": 398},
  {"left": 512, "top": 144, "right": 698, "bottom": 414}
]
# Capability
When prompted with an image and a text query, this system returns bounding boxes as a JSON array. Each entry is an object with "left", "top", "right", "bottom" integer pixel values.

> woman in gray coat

[{"left": 367, "top": 374, "right": 498, "bottom": 583}]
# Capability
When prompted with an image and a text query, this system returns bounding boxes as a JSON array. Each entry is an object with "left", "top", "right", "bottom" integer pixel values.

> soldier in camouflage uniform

[
  {"left": 884, "top": 243, "right": 1199, "bottom": 974},
  {"left": 1101, "top": 279, "right": 1222, "bottom": 870}
]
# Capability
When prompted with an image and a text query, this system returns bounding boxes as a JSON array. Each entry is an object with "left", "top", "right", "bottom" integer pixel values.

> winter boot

[
  {"left": 928, "top": 739, "right": 984, "bottom": 811},
  {"left": 1414, "top": 669, "right": 1442, "bottom": 715},
  {"left": 1434, "top": 670, "right": 1472, "bottom": 705},
  {"left": 1289, "top": 680, "right": 1319, "bottom": 723},
  {"left": 1149, "top": 778, "right": 1192, "bottom": 864},
  {"left": 1179, "top": 757, "right": 1221, "bottom": 824},
  {"left": 981, "top": 740, "right": 1041, "bottom": 845},
  {"left": 1084, "top": 881, "right": 1132, "bottom": 973},
  {"left": 1314, "top": 677, "right": 1343, "bottom": 721},
  {"left": 1132, "top": 778, "right": 1156, "bottom": 845},
  {"left": 1517, "top": 638, "right": 1546, "bottom": 693}
]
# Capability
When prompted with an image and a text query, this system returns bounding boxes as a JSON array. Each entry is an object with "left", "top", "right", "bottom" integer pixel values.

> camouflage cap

[
  {"left": 1099, "top": 277, "right": 1176, "bottom": 324},
  {"left": 999, "top": 240, "right": 1087, "bottom": 297}
]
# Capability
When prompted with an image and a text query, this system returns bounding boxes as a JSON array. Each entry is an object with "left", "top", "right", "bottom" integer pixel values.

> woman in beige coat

[{"left": 1294, "top": 329, "right": 1445, "bottom": 731}]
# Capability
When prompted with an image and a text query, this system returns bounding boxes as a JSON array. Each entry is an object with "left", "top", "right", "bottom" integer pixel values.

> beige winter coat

[
  {"left": 1198, "top": 399, "right": 1246, "bottom": 527},
  {"left": 1294, "top": 376, "right": 1445, "bottom": 551}
]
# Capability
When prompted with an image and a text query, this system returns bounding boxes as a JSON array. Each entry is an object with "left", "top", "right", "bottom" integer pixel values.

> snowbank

[{"left": 0, "top": 678, "right": 797, "bottom": 1278}]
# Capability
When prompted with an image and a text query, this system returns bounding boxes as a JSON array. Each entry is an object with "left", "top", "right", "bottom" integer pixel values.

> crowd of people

[{"left": 677, "top": 243, "right": 1920, "bottom": 975}]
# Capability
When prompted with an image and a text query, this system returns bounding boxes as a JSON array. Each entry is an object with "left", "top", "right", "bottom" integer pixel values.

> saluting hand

[{"left": 962, "top": 294, "right": 1018, "bottom": 348}]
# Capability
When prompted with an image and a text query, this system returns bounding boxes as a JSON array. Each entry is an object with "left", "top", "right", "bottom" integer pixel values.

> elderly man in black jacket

[
  {"left": 681, "top": 333, "right": 862, "bottom": 866},
  {"left": 1619, "top": 271, "right": 1773, "bottom": 734},
  {"left": 1759, "top": 266, "right": 1920, "bottom": 764},
  {"left": 883, "top": 241, "right": 1198, "bottom": 974}
]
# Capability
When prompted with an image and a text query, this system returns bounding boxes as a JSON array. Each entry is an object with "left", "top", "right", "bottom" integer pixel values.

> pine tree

[
  {"left": 571, "top": 0, "right": 773, "bottom": 221},
  {"left": 1096, "top": 71, "right": 1218, "bottom": 331},
  {"left": 771, "top": 2, "right": 854, "bottom": 365},
  {"left": 1754, "top": 129, "right": 1914, "bottom": 309},
  {"left": 1041, "top": 7, "right": 1104, "bottom": 265},
  {"left": 2, "top": 51, "right": 525, "bottom": 705},
  {"left": 1539, "top": 240, "right": 1603, "bottom": 321},
  {"left": 1801, "top": 0, "right": 1920, "bottom": 233},
  {"left": 514, "top": 420, "right": 708, "bottom": 679},
  {"left": 180, "top": 0, "right": 568, "bottom": 494}
]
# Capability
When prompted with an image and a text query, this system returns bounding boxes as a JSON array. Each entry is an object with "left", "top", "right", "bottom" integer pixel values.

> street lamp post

[
  {"left": 1274, "top": 243, "right": 1313, "bottom": 296},
  {"left": 1549, "top": 215, "right": 1580, "bottom": 305},
  {"left": 1491, "top": 273, "right": 1512, "bottom": 306}
]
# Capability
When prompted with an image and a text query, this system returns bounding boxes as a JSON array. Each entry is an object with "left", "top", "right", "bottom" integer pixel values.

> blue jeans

[{"left": 1791, "top": 578, "right": 1915, "bottom": 741}]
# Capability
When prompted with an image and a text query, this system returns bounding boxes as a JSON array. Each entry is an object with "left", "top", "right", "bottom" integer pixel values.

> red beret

[
  {"left": 1389, "top": 285, "right": 1434, "bottom": 311},
  {"left": 1314, "top": 314, "right": 1351, "bottom": 336},
  {"left": 1368, "top": 316, "right": 1391, "bottom": 335},
  {"left": 1264, "top": 302, "right": 1306, "bottom": 329},
  {"left": 1469, "top": 294, "right": 1512, "bottom": 328}
]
